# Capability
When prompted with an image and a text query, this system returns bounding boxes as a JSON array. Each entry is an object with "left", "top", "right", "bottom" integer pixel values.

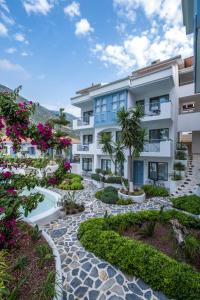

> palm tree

[
  {"left": 98, "top": 132, "right": 114, "bottom": 165},
  {"left": 117, "top": 105, "right": 146, "bottom": 192}
]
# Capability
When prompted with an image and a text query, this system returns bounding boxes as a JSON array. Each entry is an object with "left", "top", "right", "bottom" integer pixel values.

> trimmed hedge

[
  {"left": 172, "top": 195, "right": 200, "bottom": 215},
  {"left": 91, "top": 173, "right": 101, "bottom": 182},
  {"left": 78, "top": 210, "right": 200, "bottom": 300},
  {"left": 95, "top": 186, "right": 118, "bottom": 204},
  {"left": 142, "top": 184, "right": 169, "bottom": 197}
]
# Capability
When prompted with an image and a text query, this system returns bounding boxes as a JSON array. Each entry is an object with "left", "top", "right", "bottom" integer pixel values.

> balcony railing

[
  {"left": 77, "top": 144, "right": 89, "bottom": 151},
  {"left": 142, "top": 140, "right": 172, "bottom": 157},
  {"left": 143, "top": 142, "right": 160, "bottom": 152},
  {"left": 73, "top": 116, "right": 94, "bottom": 129}
]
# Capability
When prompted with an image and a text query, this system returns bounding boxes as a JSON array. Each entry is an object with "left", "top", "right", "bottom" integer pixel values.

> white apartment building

[{"left": 71, "top": 56, "right": 200, "bottom": 188}]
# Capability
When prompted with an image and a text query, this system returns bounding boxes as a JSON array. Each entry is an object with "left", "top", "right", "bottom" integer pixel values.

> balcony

[
  {"left": 73, "top": 116, "right": 94, "bottom": 130},
  {"left": 141, "top": 101, "right": 172, "bottom": 122},
  {"left": 140, "top": 140, "right": 172, "bottom": 157},
  {"left": 178, "top": 95, "right": 200, "bottom": 132},
  {"left": 72, "top": 143, "right": 94, "bottom": 154}
]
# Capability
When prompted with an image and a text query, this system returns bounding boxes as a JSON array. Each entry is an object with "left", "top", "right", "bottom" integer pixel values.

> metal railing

[
  {"left": 77, "top": 116, "right": 93, "bottom": 126},
  {"left": 77, "top": 144, "right": 89, "bottom": 151},
  {"left": 143, "top": 139, "right": 171, "bottom": 152}
]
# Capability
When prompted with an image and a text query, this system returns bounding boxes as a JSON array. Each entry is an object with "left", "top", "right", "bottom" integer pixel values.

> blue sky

[{"left": 0, "top": 0, "right": 193, "bottom": 116}]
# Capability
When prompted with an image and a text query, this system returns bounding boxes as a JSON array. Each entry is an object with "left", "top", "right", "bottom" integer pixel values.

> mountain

[{"left": 0, "top": 84, "right": 78, "bottom": 137}]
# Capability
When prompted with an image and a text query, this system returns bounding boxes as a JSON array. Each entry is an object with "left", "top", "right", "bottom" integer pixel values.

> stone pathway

[
  {"left": 171, "top": 154, "right": 200, "bottom": 197},
  {"left": 43, "top": 181, "right": 170, "bottom": 300}
]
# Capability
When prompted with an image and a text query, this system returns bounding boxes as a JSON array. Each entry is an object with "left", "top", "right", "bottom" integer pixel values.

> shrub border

[{"left": 78, "top": 210, "right": 200, "bottom": 300}]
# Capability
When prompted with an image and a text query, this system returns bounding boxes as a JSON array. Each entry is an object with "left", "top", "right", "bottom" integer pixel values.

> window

[
  {"left": 119, "top": 92, "right": 126, "bottom": 108},
  {"left": 95, "top": 98, "right": 107, "bottom": 113},
  {"left": 83, "top": 135, "right": 93, "bottom": 144},
  {"left": 83, "top": 111, "right": 93, "bottom": 123},
  {"left": 116, "top": 131, "right": 122, "bottom": 142},
  {"left": 150, "top": 94, "right": 169, "bottom": 112},
  {"left": 101, "top": 159, "right": 111, "bottom": 172},
  {"left": 115, "top": 161, "right": 124, "bottom": 176},
  {"left": 149, "top": 129, "right": 169, "bottom": 142},
  {"left": 148, "top": 162, "right": 168, "bottom": 181},
  {"left": 28, "top": 147, "right": 35, "bottom": 155},
  {"left": 112, "top": 94, "right": 118, "bottom": 110},
  {"left": 182, "top": 102, "right": 195, "bottom": 113},
  {"left": 82, "top": 158, "right": 92, "bottom": 171}
]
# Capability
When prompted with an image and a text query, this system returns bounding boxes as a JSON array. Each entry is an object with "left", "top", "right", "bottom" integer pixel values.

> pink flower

[
  {"left": 6, "top": 188, "right": 17, "bottom": 195},
  {"left": 48, "top": 177, "right": 58, "bottom": 186},
  {"left": 63, "top": 161, "right": 71, "bottom": 171},
  {"left": 2, "top": 171, "right": 12, "bottom": 179},
  {"left": 0, "top": 207, "right": 4, "bottom": 213},
  {"left": 60, "top": 138, "right": 72, "bottom": 147}
]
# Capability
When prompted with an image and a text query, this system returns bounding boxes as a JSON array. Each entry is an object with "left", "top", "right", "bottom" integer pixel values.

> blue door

[{"left": 133, "top": 160, "right": 144, "bottom": 185}]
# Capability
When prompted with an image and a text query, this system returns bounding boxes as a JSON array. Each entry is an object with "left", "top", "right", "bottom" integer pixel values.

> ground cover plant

[
  {"left": 142, "top": 184, "right": 169, "bottom": 197},
  {"left": 58, "top": 191, "right": 84, "bottom": 214},
  {"left": 58, "top": 173, "right": 84, "bottom": 190},
  {"left": 95, "top": 186, "right": 133, "bottom": 205},
  {"left": 171, "top": 195, "right": 200, "bottom": 215},
  {"left": 78, "top": 209, "right": 200, "bottom": 300}
]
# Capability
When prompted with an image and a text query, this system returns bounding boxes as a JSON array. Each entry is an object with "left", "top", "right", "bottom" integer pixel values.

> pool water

[{"left": 21, "top": 188, "right": 57, "bottom": 218}]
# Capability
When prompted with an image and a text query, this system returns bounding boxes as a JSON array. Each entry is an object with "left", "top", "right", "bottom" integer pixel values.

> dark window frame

[
  {"left": 82, "top": 158, "right": 92, "bottom": 171},
  {"left": 148, "top": 162, "right": 168, "bottom": 181}
]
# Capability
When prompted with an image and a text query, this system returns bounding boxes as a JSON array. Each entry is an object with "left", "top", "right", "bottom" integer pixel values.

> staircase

[{"left": 171, "top": 154, "right": 200, "bottom": 197}]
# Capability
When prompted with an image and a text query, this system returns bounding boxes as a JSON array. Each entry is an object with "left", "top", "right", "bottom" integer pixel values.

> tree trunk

[{"left": 129, "top": 148, "right": 134, "bottom": 192}]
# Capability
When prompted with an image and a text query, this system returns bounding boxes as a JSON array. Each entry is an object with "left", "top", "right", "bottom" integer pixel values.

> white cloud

[
  {"left": 0, "top": 58, "right": 24, "bottom": 72},
  {"left": 116, "top": 23, "right": 126, "bottom": 34},
  {"left": 0, "top": 22, "right": 7, "bottom": 36},
  {"left": 64, "top": 1, "right": 80, "bottom": 18},
  {"left": 14, "top": 33, "right": 25, "bottom": 42},
  {"left": 21, "top": 51, "right": 28, "bottom": 57},
  {"left": 0, "top": 0, "right": 9, "bottom": 13},
  {"left": 93, "top": 26, "right": 193, "bottom": 72},
  {"left": 75, "top": 18, "right": 94, "bottom": 36},
  {"left": 5, "top": 47, "right": 17, "bottom": 54},
  {"left": 23, "top": 0, "right": 54, "bottom": 15},
  {"left": 0, "top": 12, "right": 15, "bottom": 25}
]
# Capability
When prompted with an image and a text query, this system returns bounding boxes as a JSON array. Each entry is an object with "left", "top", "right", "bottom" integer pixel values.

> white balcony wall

[
  {"left": 142, "top": 102, "right": 172, "bottom": 122},
  {"left": 178, "top": 112, "right": 200, "bottom": 132},
  {"left": 73, "top": 116, "right": 94, "bottom": 130},
  {"left": 140, "top": 140, "right": 172, "bottom": 157},
  {"left": 72, "top": 143, "right": 95, "bottom": 155}
]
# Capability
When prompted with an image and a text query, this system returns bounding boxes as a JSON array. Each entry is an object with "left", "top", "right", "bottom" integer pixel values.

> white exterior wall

[{"left": 71, "top": 60, "right": 195, "bottom": 184}]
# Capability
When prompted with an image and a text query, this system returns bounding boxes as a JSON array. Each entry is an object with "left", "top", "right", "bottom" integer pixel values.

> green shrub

[
  {"left": 71, "top": 177, "right": 81, "bottom": 183},
  {"left": 91, "top": 173, "right": 101, "bottom": 182},
  {"left": 171, "top": 173, "right": 182, "bottom": 181},
  {"left": 0, "top": 251, "right": 9, "bottom": 298},
  {"left": 70, "top": 182, "right": 84, "bottom": 190},
  {"left": 65, "top": 173, "right": 83, "bottom": 180},
  {"left": 95, "top": 186, "right": 118, "bottom": 204},
  {"left": 176, "top": 150, "right": 187, "bottom": 160},
  {"left": 184, "top": 235, "right": 200, "bottom": 262},
  {"left": 95, "top": 168, "right": 101, "bottom": 174},
  {"left": 174, "top": 162, "right": 185, "bottom": 171},
  {"left": 171, "top": 195, "right": 200, "bottom": 215},
  {"left": 142, "top": 185, "right": 169, "bottom": 197},
  {"left": 78, "top": 210, "right": 200, "bottom": 300},
  {"left": 116, "top": 198, "right": 133, "bottom": 205},
  {"left": 104, "top": 176, "right": 122, "bottom": 184}
]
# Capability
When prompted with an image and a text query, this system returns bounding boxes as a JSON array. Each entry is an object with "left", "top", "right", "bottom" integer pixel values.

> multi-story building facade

[{"left": 71, "top": 56, "right": 200, "bottom": 188}]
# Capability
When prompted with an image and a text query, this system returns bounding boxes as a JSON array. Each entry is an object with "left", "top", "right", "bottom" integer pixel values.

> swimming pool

[{"left": 22, "top": 187, "right": 61, "bottom": 224}]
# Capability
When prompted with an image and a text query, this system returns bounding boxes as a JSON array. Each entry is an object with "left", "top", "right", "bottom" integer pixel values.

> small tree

[{"left": 117, "top": 106, "right": 146, "bottom": 192}]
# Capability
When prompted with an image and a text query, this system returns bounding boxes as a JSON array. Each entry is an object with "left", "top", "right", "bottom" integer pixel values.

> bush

[
  {"left": 95, "top": 186, "right": 119, "bottom": 204},
  {"left": 176, "top": 150, "right": 187, "bottom": 160},
  {"left": 174, "top": 162, "right": 185, "bottom": 171},
  {"left": 65, "top": 173, "right": 83, "bottom": 180},
  {"left": 58, "top": 181, "right": 83, "bottom": 190},
  {"left": 171, "top": 195, "right": 200, "bottom": 215},
  {"left": 116, "top": 198, "right": 133, "bottom": 205},
  {"left": 91, "top": 173, "right": 101, "bottom": 182},
  {"left": 70, "top": 182, "right": 84, "bottom": 190},
  {"left": 78, "top": 210, "right": 200, "bottom": 300},
  {"left": 184, "top": 235, "right": 200, "bottom": 262},
  {"left": 104, "top": 176, "right": 122, "bottom": 184},
  {"left": 0, "top": 251, "right": 8, "bottom": 298},
  {"left": 142, "top": 185, "right": 169, "bottom": 197}
]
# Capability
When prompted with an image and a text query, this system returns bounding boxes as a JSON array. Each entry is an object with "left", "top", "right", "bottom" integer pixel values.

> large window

[
  {"left": 149, "top": 94, "right": 169, "bottom": 112},
  {"left": 111, "top": 92, "right": 126, "bottom": 111},
  {"left": 149, "top": 129, "right": 169, "bottom": 142},
  {"left": 95, "top": 98, "right": 107, "bottom": 113},
  {"left": 83, "top": 135, "right": 93, "bottom": 144},
  {"left": 82, "top": 158, "right": 92, "bottom": 171},
  {"left": 101, "top": 159, "right": 111, "bottom": 172},
  {"left": 148, "top": 162, "right": 168, "bottom": 181}
]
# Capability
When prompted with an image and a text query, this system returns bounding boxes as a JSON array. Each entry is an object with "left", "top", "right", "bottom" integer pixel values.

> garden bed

[
  {"left": 78, "top": 210, "right": 200, "bottom": 300},
  {"left": 4, "top": 221, "right": 56, "bottom": 300},
  {"left": 118, "top": 188, "right": 145, "bottom": 203},
  {"left": 171, "top": 195, "right": 200, "bottom": 215},
  {"left": 95, "top": 186, "right": 133, "bottom": 205}
]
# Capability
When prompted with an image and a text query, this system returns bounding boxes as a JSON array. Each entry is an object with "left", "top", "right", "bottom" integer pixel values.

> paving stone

[
  {"left": 126, "top": 294, "right": 143, "bottom": 300},
  {"left": 80, "top": 270, "right": 87, "bottom": 280},
  {"left": 95, "top": 278, "right": 102, "bottom": 288},
  {"left": 111, "top": 284, "right": 124, "bottom": 296},
  {"left": 144, "top": 291, "right": 152, "bottom": 300},
  {"left": 84, "top": 276, "right": 94, "bottom": 288},
  {"left": 90, "top": 266, "right": 99, "bottom": 278},
  {"left": 50, "top": 228, "right": 67, "bottom": 238},
  {"left": 74, "top": 286, "right": 88, "bottom": 298},
  {"left": 82, "top": 262, "right": 92, "bottom": 272},
  {"left": 137, "top": 279, "right": 149, "bottom": 291},
  {"left": 72, "top": 268, "right": 79, "bottom": 276},
  {"left": 101, "top": 278, "right": 115, "bottom": 291},
  {"left": 127, "top": 283, "right": 143, "bottom": 296},
  {"left": 70, "top": 277, "right": 81, "bottom": 289},
  {"left": 116, "top": 274, "right": 124, "bottom": 285},
  {"left": 107, "top": 266, "right": 117, "bottom": 278},
  {"left": 88, "top": 290, "right": 100, "bottom": 300}
]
